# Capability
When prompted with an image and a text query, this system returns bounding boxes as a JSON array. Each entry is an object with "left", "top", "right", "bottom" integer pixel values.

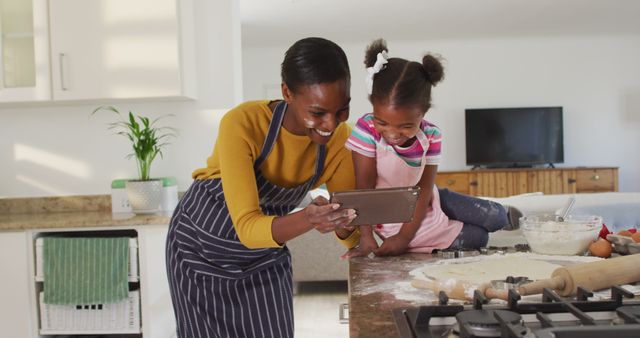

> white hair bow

[{"left": 365, "top": 51, "right": 388, "bottom": 95}]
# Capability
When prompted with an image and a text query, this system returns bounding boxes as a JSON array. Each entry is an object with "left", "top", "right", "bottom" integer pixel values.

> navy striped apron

[{"left": 166, "top": 102, "right": 326, "bottom": 338}]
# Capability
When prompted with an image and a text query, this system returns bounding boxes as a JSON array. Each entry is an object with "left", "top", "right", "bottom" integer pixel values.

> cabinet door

[
  {"left": 0, "top": 231, "right": 33, "bottom": 338},
  {"left": 49, "top": 0, "right": 195, "bottom": 101},
  {"left": 0, "top": 0, "right": 50, "bottom": 102},
  {"left": 526, "top": 169, "right": 570, "bottom": 195},
  {"left": 576, "top": 168, "right": 617, "bottom": 192},
  {"left": 469, "top": 171, "right": 529, "bottom": 197},
  {"left": 137, "top": 225, "right": 176, "bottom": 337}
]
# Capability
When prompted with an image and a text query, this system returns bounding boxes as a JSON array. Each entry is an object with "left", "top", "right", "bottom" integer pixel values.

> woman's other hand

[
  {"left": 373, "top": 233, "right": 411, "bottom": 256},
  {"left": 305, "top": 196, "right": 356, "bottom": 233}
]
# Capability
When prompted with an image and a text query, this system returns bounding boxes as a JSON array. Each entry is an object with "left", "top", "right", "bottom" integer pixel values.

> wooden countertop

[
  {"left": 348, "top": 253, "right": 442, "bottom": 338},
  {"left": 0, "top": 194, "right": 171, "bottom": 231}
]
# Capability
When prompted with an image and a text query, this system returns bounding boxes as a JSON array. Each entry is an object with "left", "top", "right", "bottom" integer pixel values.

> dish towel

[{"left": 43, "top": 237, "right": 130, "bottom": 305}]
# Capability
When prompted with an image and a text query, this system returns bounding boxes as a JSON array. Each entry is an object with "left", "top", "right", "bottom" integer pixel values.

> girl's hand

[
  {"left": 305, "top": 196, "right": 356, "bottom": 233},
  {"left": 340, "top": 236, "right": 378, "bottom": 260},
  {"left": 373, "top": 234, "right": 411, "bottom": 256}
]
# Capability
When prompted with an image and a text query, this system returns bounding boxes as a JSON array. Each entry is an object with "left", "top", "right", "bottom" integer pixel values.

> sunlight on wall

[
  {"left": 105, "top": 37, "right": 177, "bottom": 69},
  {"left": 16, "top": 174, "right": 69, "bottom": 196},
  {"left": 14, "top": 143, "right": 91, "bottom": 179},
  {"left": 103, "top": 0, "right": 173, "bottom": 23},
  {"left": 99, "top": 0, "right": 181, "bottom": 99}
]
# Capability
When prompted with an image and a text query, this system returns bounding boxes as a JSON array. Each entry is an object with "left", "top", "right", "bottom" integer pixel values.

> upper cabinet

[
  {"left": 0, "top": 0, "right": 51, "bottom": 102},
  {"left": 48, "top": 0, "right": 196, "bottom": 102}
]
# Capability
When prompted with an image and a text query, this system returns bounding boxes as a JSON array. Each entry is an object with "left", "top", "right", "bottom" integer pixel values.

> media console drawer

[
  {"left": 576, "top": 168, "right": 617, "bottom": 192},
  {"left": 435, "top": 172, "right": 470, "bottom": 194}
]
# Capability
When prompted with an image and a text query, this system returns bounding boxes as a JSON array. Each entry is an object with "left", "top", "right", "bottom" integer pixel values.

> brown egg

[
  {"left": 631, "top": 232, "right": 640, "bottom": 243},
  {"left": 589, "top": 238, "right": 612, "bottom": 258},
  {"left": 618, "top": 230, "right": 633, "bottom": 237}
]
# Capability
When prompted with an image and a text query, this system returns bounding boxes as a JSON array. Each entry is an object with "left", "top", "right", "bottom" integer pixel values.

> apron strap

[
  {"left": 415, "top": 129, "right": 430, "bottom": 159},
  {"left": 254, "top": 101, "right": 326, "bottom": 184},
  {"left": 309, "top": 145, "right": 326, "bottom": 186},
  {"left": 254, "top": 101, "right": 287, "bottom": 170}
]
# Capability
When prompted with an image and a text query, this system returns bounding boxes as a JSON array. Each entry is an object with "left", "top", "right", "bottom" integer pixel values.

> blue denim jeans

[{"left": 438, "top": 188, "right": 508, "bottom": 250}]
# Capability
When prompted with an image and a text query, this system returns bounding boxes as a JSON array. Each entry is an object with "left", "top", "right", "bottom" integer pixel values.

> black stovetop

[{"left": 393, "top": 285, "right": 640, "bottom": 338}]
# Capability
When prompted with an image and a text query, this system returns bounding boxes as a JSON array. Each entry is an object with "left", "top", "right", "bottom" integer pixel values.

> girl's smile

[{"left": 372, "top": 104, "right": 424, "bottom": 147}]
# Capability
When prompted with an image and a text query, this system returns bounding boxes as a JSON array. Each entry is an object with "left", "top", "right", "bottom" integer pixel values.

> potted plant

[{"left": 93, "top": 106, "right": 177, "bottom": 213}]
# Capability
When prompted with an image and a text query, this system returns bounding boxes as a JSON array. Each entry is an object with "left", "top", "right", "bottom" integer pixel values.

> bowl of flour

[{"left": 521, "top": 214, "right": 602, "bottom": 255}]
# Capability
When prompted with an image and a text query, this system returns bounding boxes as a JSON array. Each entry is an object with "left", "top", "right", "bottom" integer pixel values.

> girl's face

[
  {"left": 282, "top": 79, "right": 351, "bottom": 145},
  {"left": 372, "top": 103, "right": 424, "bottom": 147}
]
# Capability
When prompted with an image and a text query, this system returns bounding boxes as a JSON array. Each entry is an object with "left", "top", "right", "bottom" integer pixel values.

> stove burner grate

[
  {"left": 455, "top": 309, "right": 526, "bottom": 337},
  {"left": 393, "top": 285, "right": 640, "bottom": 338}
]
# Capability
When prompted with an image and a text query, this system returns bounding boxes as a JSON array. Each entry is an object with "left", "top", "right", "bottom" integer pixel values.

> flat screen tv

[{"left": 465, "top": 107, "right": 564, "bottom": 168}]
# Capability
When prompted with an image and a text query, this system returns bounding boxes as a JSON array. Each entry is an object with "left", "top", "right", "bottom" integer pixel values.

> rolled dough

[{"left": 418, "top": 256, "right": 562, "bottom": 285}]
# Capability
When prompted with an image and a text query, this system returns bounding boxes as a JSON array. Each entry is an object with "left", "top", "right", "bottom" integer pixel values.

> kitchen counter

[
  {"left": 348, "top": 253, "right": 441, "bottom": 338},
  {"left": 0, "top": 194, "right": 171, "bottom": 230},
  {"left": 0, "top": 211, "right": 171, "bottom": 230}
]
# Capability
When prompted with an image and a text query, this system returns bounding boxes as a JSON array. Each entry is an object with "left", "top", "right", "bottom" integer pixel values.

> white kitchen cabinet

[
  {"left": 48, "top": 0, "right": 196, "bottom": 101},
  {"left": 136, "top": 225, "right": 176, "bottom": 337},
  {"left": 0, "top": 0, "right": 51, "bottom": 102},
  {"left": 0, "top": 231, "right": 34, "bottom": 338},
  {"left": 27, "top": 225, "right": 175, "bottom": 338}
]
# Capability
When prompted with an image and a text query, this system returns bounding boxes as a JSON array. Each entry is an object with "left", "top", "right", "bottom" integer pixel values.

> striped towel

[{"left": 43, "top": 237, "right": 130, "bottom": 305}]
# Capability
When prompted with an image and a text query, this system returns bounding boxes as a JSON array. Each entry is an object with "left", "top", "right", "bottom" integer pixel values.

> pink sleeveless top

[{"left": 374, "top": 131, "right": 462, "bottom": 253}]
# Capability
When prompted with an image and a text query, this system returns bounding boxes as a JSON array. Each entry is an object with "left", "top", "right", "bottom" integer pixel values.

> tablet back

[{"left": 330, "top": 186, "right": 420, "bottom": 226}]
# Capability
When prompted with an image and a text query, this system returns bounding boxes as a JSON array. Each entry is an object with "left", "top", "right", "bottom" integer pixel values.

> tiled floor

[{"left": 293, "top": 281, "right": 349, "bottom": 338}]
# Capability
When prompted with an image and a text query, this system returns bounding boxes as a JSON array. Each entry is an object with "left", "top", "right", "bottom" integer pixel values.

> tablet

[{"left": 330, "top": 186, "right": 420, "bottom": 226}]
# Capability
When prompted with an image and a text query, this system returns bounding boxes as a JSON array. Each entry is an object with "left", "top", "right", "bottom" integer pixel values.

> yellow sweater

[{"left": 193, "top": 100, "right": 358, "bottom": 248}]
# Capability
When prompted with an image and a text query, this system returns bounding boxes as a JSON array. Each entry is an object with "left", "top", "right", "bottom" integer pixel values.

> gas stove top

[{"left": 393, "top": 285, "right": 640, "bottom": 338}]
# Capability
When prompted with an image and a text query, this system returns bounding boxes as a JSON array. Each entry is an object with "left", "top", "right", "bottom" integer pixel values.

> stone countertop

[
  {"left": 348, "top": 253, "right": 441, "bottom": 338},
  {"left": 0, "top": 194, "right": 171, "bottom": 231},
  {"left": 347, "top": 253, "right": 617, "bottom": 338},
  {"left": 0, "top": 211, "right": 171, "bottom": 231}
]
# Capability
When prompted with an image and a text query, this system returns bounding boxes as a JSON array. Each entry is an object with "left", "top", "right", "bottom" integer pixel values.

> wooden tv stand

[{"left": 436, "top": 167, "right": 618, "bottom": 197}]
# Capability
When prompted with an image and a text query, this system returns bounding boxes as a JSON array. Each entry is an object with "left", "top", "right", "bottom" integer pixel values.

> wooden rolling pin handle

[
  {"left": 411, "top": 279, "right": 478, "bottom": 301},
  {"left": 482, "top": 286, "right": 509, "bottom": 301},
  {"left": 517, "top": 275, "right": 565, "bottom": 296}
]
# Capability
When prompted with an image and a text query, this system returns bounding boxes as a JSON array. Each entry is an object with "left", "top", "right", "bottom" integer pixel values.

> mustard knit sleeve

[{"left": 216, "top": 112, "right": 280, "bottom": 249}]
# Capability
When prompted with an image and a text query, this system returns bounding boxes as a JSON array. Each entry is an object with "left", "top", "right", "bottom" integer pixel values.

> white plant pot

[{"left": 125, "top": 179, "right": 163, "bottom": 213}]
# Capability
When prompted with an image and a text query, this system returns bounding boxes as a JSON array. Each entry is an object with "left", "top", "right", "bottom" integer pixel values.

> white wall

[
  {"left": 0, "top": 0, "right": 242, "bottom": 198},
  {"left": 243, "top": 35, "right": 640, "bottom": 192}
]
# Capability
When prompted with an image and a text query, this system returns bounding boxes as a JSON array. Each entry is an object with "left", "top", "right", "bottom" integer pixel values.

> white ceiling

[{"left": 240, "top": 0, "right": 640, "bottom": 46}]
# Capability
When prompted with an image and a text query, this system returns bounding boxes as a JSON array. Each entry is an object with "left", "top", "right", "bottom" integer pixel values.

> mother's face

[{"left": 282, "top": 79, "right": 351, "bottom": 145}]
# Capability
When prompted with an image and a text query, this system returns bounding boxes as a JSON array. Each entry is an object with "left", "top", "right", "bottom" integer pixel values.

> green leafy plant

[{"left": 92, "top": 106, "right": 177, "bottom": 181}]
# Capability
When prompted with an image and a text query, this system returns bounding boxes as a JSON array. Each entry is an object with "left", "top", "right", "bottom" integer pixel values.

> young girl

[{"left": 339, "top": 39, "right": 520, "bottom": 257}]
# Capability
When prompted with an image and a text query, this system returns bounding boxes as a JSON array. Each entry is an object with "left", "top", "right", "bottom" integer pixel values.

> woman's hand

[
  {"left": 305, "top": 196, "right": 356, "bottom": 233},
  {"left": 373, "top": 233, "right": 411, "bottom": 256}
]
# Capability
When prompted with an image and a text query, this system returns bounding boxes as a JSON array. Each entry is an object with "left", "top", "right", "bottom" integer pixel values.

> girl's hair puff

[{"left": 365, "top": 38, "right": 444, "bottom": 113}]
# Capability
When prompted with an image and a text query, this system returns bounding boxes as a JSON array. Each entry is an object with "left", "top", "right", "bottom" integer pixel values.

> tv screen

[{"left": 465, "top": 107, "right": 564, "bottom": 167}]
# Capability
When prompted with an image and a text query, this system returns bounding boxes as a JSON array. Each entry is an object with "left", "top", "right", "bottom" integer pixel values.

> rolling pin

[{"left": 412, "top": 254, "right": 640, "bottom": 301}]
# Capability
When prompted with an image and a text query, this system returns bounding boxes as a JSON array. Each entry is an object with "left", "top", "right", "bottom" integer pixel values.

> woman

[{"left": 165, "top": 37, "right": 356, "bottom": 338}]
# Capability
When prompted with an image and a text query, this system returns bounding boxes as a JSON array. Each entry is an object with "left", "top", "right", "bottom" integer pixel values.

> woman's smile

[{"left": 314, "top": 128, "right": 333, "bottom": 137}]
